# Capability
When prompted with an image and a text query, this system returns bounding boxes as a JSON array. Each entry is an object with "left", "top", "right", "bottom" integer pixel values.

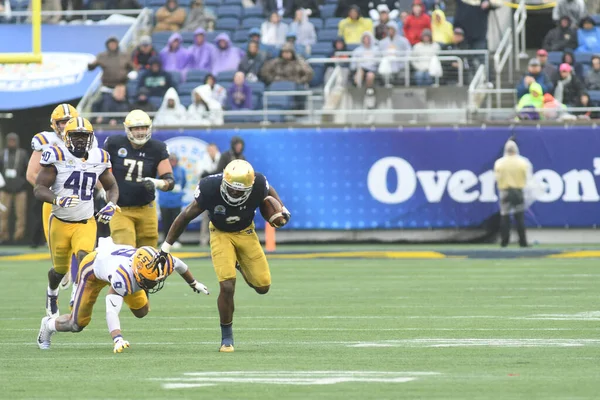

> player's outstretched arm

[
  {"left": 161, "top": 201, "right": 205, "bottom": 252},
  {"left": 268, "top": 185, "right": 291, "bottom": 222},
  {"left": 105, "top": 287, "right": 130, "bottom": 353},
  {"left": 143, "top": 159, "right": 175, "bottom": 192},
  {"left": 173, "top": 257, "right": 210, "bottom": 295}
]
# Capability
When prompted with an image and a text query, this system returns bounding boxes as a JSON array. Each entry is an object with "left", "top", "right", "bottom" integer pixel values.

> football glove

[
  {"left": 151, "top": 251, "right": 169, "bottom": 274},
  {"left": 279, "top": 206, "right": 291, "bottom": 227},
  {"left": 189, "top": 280, "right": 210, "bottom": 295},
  {"left": 96, "top": 202, "right": 121, "bottom": 224},
  {"left": 143, "top": 177, "right": 167, "bottom": 191},
  {"left": 113, "top": 336, "right": 130, "bottom": 353},
  {"left": 54, "top": 195, "right": 80, "bottom": 208}
]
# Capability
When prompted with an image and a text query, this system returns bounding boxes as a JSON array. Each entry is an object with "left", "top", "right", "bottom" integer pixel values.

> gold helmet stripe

[
  {"left": 61, "top": 104, "right": 69, "bottom": 118},
  {"left": 77, "top": 117, "right": 85, "bottom": 130}
]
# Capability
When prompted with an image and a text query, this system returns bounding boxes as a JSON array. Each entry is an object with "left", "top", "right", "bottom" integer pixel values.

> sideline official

[{"left": 494, "top": 140, "right": 531, "bottom": 248}]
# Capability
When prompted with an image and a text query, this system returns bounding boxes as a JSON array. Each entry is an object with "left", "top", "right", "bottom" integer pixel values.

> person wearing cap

[
  {"left": 585, "top": 55, "right": 600, "bottom": 90},
  {"left": 0, "top": 133, "right": 29, "bottom": 243},
  {"left": 403, "top": 0, "right": 431, "bottom": 46},
  {"left": 88, "top": 36, "right": 133, "bottom": 89},
  {"left": 535, "top": 49, "right": 558, "bottom": 85},
  {"left": 338, "top": 5, "right": 374, "bottom": 45},
  {"left": 542, "top": 16, "right": 578, "bottom": 52},
  {"left": 552, "top": 0, "right": 585, "bottom": 29},
  {"left": 494, "top": 140, "right": 532, "bottom": 248},
  {"left": 555, "top": 62, "right": 584, "bottom": 106},
  {"left": 577, "top": 16, "right": 600, "bottom": 53},
  {"left": 431, "top": 9, "right": 453, "bottom": 45},
  {"left": 261, "top": 11, "right": 289, "bottom": 47},
  {"left": 516, "top": 58, "right": 553, "bottom": 99},
  {"left": 132, "top": 36, "right": 158, "bottom": 71}
]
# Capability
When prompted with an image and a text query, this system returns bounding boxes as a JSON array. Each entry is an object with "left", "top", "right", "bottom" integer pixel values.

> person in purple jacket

[
  {"left": 226, "top": 72, "right": 253, "bottom": 110},
  {"left": 160, "top": 32, "right": 191, "bottom": 77},
  {"left": 212, "top": 33, "right": 244, "bottom": 76},
  {"left": 188, "top": 28, "right": 216, "bottom": 71}
]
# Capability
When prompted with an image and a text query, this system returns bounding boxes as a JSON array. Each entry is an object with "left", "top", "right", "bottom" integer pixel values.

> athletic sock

[
  {"left": 47, "top": 318, "right": 57, "bottom": 332},
  {"left": 47, "top": 286, "right": 59, "bottom": 297},
  {"left": 220, "top": 323, "right": 233, "bottom": 345}
]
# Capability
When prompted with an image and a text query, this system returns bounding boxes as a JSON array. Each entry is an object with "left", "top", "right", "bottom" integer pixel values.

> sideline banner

[
  {"left": 0, "top": 25, "right": 130, "bottom": 110},
  {"left": 95, "top": 126, "right": 600, "bottom": 229}
]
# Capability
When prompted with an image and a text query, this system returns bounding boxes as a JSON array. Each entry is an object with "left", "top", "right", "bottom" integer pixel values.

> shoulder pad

[
  {"left": 31, "top": 133, "right": 50, "bottom": 151},
  {"left": 40, "top": 145, "right": 66, "bottom": 165}
]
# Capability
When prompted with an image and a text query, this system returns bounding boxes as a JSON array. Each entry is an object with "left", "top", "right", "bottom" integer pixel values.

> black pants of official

[
  {"left": 500, "top": 188, "right": 528, "bottom": 248},
  {"left": 160, "top": 207, "right": 181, "bottom": 240}
]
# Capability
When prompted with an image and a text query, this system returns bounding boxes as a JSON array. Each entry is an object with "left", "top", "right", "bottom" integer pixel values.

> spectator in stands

[
  {"left": 239, "top": 40, "right": 268, "bottom": 83},
  {"left": 261, "top": 12, "right": 289, "bottom": 47},
  {"left": 154, "top": 0, "right": 187, "bottom": 32},
  {"left": 403, "top": 0, "right": 431, "bottom": 46},
  {"left": 88, "top": 37, "right": 133, "bottom": 89},
  {"left": 0, "top": 133, "right": 28, "bottom": 244},
  {"left": 259, "top": 43, "right": 314, "bottom": 85},
  {"left": 227, "top": 72, "right": 253, "bottom": 110},
  {"left": 562, "top": 50, "right": 584, "bottom": 80},
  {"left": 552, "top": 0, "right": 585, "bottom": 29},
  {"left": 27, "top": 0, "right": 61, "bottom": 24},
  {"left": 378, "top": 22, "right": 411, "bottom": 81},
  {"left": 454, "top": 0, "right": 501, "bottom": 51},
  {"left": 285, "top": 33, "right": 309, "bottom": 59},
  {"left": 158, "top": 153, "right": 186, "bottom": 249},
  {"left": 212, "top": 33, "right": 244, "bottom": 76},
  {"left": 155, "top": 87, "right": 187, "bottom": 125},
  {"left": 373, "top": 5, "right": 393, "bottom": 40},
  {"left": 441, "top": 27, "right": 470, "bottom": 84},
  {"left": 516, "top": 58, "right": 553, "bottom": 99},
  {"left": 585, "top": 55, "right": 600, "bottom": 90},
  {"left": 132, "top": 36, "right": 158, "bottom": 71},
  {"left": 108, "top": 0, "right": 141, "bottom": 8},
  {"left": 573, "top": 92, "right": 600, "bottom": 119},
  {"left": 369, "top": 2, "right": 400, "bottom": 24},
  {"left": 554, "top": 63, "right": 584, "bottom": 106},
  {"left": 263, "top": 0, "right": 294, "bottom": 17},
  {"left": 335, "top": 0, "right": 370, "bottom": 18},
  {"left": 96, "top": 84, "right": 130, "bottom": 126},
  {"left": 424, "top": 0, "right": 446, "bottom": 12},
  {"left": 577, "top": 16, "right": 600, "bottom": 53},
  {"left": 338, "top": 5, "right": 374, "bottom": 45},
  {"left": 350, "top": 31, "right": 378, "bottom": 106},
  {"left": 203, "top": 74, "right": 227, "bottom": 106},
  {"left": 132, "top": 87, "right": 157, "bottom": 112},
  {"left": 517, "top": 82, "right": 543, "bottom": 120},
  {"left": 160, "top": 33, "right": 191, "bottom": 76},
  {"left": 187, "top": 85, "right": 224, "bottom": 125},
  {"left": 289, "top": 9, "right": 317, "bottom": 50},
  {"left": 287, "top": 0, "right": 320, "bottom": 18},
  {"left": 431, "top": 9, "right": 453, "bottom": 45},
  {"left": 542, "top": 93, "right": 571, "bottom": 121},
  {"left": 182, "top": 0, "right": 216, "bottom": 32},
  {"left": 137, "top": 56, "right": 174, "bottom": 98},
  {"left": 323, "top": 38, "right": 351, "bottom": 116},
  {"left": 536, "top": 49, "right": 558, "bottom": 86},
  {"left": 411, "top": 29, "right": 440, "bottom": 86},
  {"left": 542, "top": 16, "right": 578, "bottom": 52},
  {"left": 188, "top": 28, "right": 216, "bottom": 71}
]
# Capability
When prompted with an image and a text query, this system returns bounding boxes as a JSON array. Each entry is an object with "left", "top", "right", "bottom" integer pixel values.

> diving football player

[
  {"left": 104, "top": 109, "right": 174, "bottom": 247},
  {"left": 37, "top": 238, "right": 209, "bottom": 352},
  {"left": 34, "top": 117, "right": 119, "bottom": 318},
  {"left": 156, "top": 160, "right": 290, "bottom": 352}
]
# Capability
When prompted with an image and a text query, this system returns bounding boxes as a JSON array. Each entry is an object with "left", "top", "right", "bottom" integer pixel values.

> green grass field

[{"left": 1, "top": 249, "right": 600, "bottom": 399}]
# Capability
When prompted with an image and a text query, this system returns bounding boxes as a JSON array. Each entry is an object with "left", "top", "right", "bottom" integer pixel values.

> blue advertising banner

[
  {"left": 95, "top": 126, "right": 600, "bottom": 229},
  {"left": 0, "top": 25, "right": 130, "bottom": 110}
]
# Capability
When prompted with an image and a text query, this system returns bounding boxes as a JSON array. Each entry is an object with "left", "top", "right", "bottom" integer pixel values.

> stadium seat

[
  {"left": 215, "top": 17, "right": 240, "bottom": 31},
  {"left": 347, "top": 43, "right": 359, "bottom": 51},
  {"left": 169, "top": 71, "right": 181, "bottom": 87},
  {"left": 576, "top": 52, "right": 593, "bottom": 64},
  {"left": 589, "top": 90, "right": 600, "bottom": 103},
  {"left": 152, "top": 31, "right": 172, "bottom": 43},
  {"left": 127, "top": 80, "right": 139, "bottom": 100},
  {"left": 178, "top": 0, "right": 191, "bottom": 6},
  {"left": 324, "top": 18, "right": 342, "bottom": 29},
  {"left": 153, "top": 40, "right": 168, "bottom": 51},
  {"left": 181, "top": 31, "right": 196, "bottom": 44},
  {"left": 220, "top": 82, "right": 233, "bottom": 91},
  {"left": 311, "top": 19, "right": 324, "bottom": 30},
  {"left": 243, "top": 6, "right": 264, "bottom": 17},
  {"left": 149, "top": 96, "right": 163, "bottom": 109},
  {"left": 548, "top": 51, "right": 562, "bottom": 66},
  {"left": 225, "top": 114, "right": 265, "bottom": 123},
  {"left": 217, "top": 70, "right": 237, "bottom": 82},
  {"left": 593, "top": 15, "right": 600, "bottom": 25},
  {"left": 149, "top": 0, "right": 164, "bottom": 6},
  {"left": 206, "top": 31, "right": 221, "bottom": 42},
  {"left": 268, "top": 81, "right": 297, "bottom": 91},
  {"left": 180, "top": 96, "right": 192, "bottom": 108},
  {"left": 446, "top": 16, "right": 453, "bottom": 24},
  {"left": 187, "top": 69, "right": 209, "bottom": 82},
  {"left": 321, "top": 4, "right": 337, "bottom": 19},
  {"left": 216, "top": 5, "right": 243, "bottom": 18},
  {"left": 204, "top": 0, "right": 221, "bottom": 7},
  {"left": 309, "top": 64, "right": 325, "bottom": 87},
  {"left": 311, "top": 42, "right": 332, "bottom": 57},
  {"left": 248, "top": 81, "right": 266, "bottom": 94},
  {"left": 263, "top": 44, "right": 280, "bottom": 58},
  {"left": 178, "top": 82, "right": 199, "bottom": 96},
  {"left": 233, "top": 29, "right": 250, "bottom": 43},
  {"left": 282, "top": 18, "right": 293, "bottom": 25},
  {"left": 242, "top": 17, "right": 265, "bottom": 29},
  {"left": 319, "top": 29, "right": 340, "bottom": 42}
]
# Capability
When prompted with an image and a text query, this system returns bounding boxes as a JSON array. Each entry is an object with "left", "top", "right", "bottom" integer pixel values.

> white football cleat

[
  {"left": 59, "top": 273, "right": 72, "bottom": 291},
  {"left": 37, "top": 316, "right": 54, "bottom": 350}
]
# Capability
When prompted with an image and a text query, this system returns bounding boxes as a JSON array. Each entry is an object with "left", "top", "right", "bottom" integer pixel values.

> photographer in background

[
  {"left": 0, "top": 133, "right": 28, "bottom": 244},
  {"left": 197, "top": 143, "right": 221, "bottom": 246}
]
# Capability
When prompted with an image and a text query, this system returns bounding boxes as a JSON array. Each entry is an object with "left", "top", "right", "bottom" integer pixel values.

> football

[{"left": 260, "top": 196, "right": 286, "bottom": 228}]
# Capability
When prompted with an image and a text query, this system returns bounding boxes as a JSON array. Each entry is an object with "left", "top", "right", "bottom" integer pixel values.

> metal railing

[
  {"left": 262, "top": 90, "right": 314, "bottom": 124},
  {"left": 513, "top": 0, "right": 528, "bottom": 66},
  {"left": 324, "top": 65, "right": 341, "bottom": 98},
  {"left": 493, "top": 27, "right": 513, "bottom": 107},
  {"left": 76, "top": 8, "right": 153, "bottom": 113},
  {"left": 6, "top": 8, "right": 144, "bottom": 22}
]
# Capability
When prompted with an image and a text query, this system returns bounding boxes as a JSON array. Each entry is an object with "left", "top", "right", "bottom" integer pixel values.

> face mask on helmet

[
  {"left": 220, "top": 179, "right": 253, "bottom": 206},
  {"left": 66, "top": 131, "right": 93, "bottom": 158},
  {"left": 127, "top": 125, "right": 152, "bottom": 146}
]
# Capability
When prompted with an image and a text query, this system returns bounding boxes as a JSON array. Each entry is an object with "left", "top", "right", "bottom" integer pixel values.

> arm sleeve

[
  {"left": 256, "top": 172, "right": 270, "bottom": 199},
  {"left": 105, "top": 293, "right": 124, "bottom": 333},
  {"left": 194, "top": 179, "right": 207, "bottom": 209},
  {"left": 158, "top": 142, "right": 170, "bottom": 161},
  {"left": 173, "top": 256, "right": 189, "bottom": 274}
]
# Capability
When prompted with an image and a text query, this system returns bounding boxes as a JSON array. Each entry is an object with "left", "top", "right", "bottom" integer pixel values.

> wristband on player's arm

[{"left": 159, "top": 173, "right": 175, "bottom": 191}]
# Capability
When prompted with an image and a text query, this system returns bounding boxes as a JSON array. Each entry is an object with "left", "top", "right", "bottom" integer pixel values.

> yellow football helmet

[
  {"left": 63, "top": 117, "right": 94, "bottom": 158},
  {"left": 221, "top": 159, "right": 255, "bottom": 206},
  {"left": 132, "top": 246, "right": 173, "bottom": 293},
  {"left": 50, "top": 103, "right": 79, "bottom": 137},
  {"left": 124, "top": 109, "right": 152, "bottom": 146}
]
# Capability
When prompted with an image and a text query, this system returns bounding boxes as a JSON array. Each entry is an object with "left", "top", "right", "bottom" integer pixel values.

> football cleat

[
  {"left": 45, "top": 293, "right": 59, "bottom": 318},
  {"left": 37, "top": 316, "right": 54, "bottom": 350},
  {"left": 219, "top": 344, "right": 234, "bottom": 353},
  {"left": 59, "top": 273, "right": 72, "bottom": 291}
]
